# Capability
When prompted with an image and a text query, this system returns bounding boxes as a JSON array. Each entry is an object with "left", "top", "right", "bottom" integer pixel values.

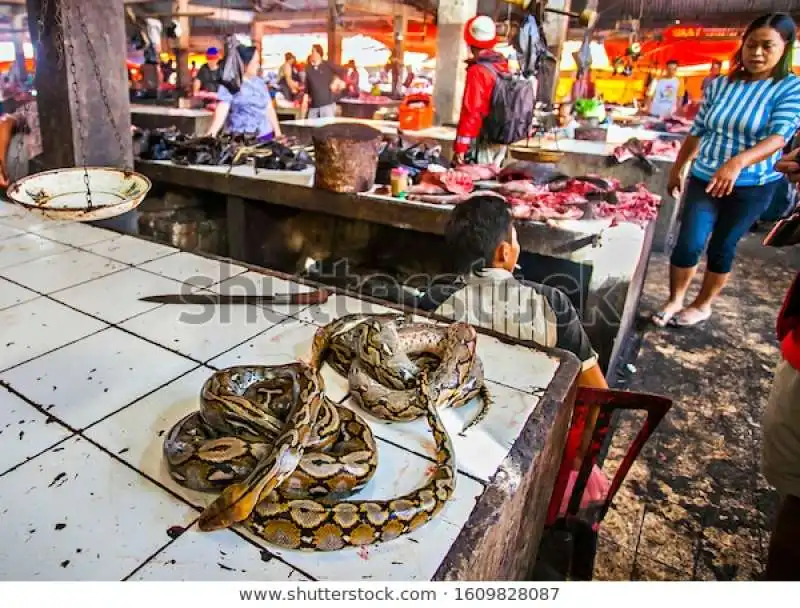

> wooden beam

[
  {"left": 391, "top": 12, "right": 407, "bottom": 97},
  {"left": 327, "top": 0, "right": 341, "bottom": 65},
  {"left": 157, "top": 3, "right": 253, "bottom": 24},
  {"left": 254, "top": 10, "right": 330, "bottom": 23},
  {"left": 345, "top": 0, "right": 423, "bottom": 20}
]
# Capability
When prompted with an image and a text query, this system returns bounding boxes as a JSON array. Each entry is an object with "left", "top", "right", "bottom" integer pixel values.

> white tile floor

[{"left": 0, "top": 209, "right": 563, "bottom": 581}]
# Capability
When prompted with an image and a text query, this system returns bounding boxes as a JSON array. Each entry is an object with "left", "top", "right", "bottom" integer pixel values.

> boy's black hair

[
  {"left": 666, "top": 59, "right": 679, "bottom": 66},
  {"left": 444, "top": 195, "right": 514, "bottom": 275}
]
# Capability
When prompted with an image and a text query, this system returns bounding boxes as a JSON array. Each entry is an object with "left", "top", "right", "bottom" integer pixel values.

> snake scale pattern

[{"left": 163, "top": 313, "right": 491, "bottom": 551}]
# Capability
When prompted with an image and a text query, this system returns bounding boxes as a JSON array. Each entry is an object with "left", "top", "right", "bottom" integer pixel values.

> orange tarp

[{"left": 604, "top": 25, "right": 742, "bottom": 68}]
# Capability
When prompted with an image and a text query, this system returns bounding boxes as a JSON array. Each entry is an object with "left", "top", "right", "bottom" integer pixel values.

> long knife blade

[{"left": 139, "top": 290, "right": 330, "bottom": 306}]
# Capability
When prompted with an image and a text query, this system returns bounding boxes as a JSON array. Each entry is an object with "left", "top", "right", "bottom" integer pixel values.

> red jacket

[
  {"left": 454, "top": 51, "right": 510, "bottom": 155},
  {"left": 778, "top": 272, "right": 800, "bottom": 371}
]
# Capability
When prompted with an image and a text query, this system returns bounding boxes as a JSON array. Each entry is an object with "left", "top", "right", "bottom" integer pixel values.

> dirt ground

[{"left": 592, "top": 232, "right": 800, "bottom": 580}]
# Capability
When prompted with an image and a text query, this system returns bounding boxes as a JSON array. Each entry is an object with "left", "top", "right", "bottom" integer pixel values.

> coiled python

[
  {"left": 311, "top": 313, "right": 492, "bottom": 430},
  {"left": 163, "top": 315, "right": 485, "bottom": 551}
]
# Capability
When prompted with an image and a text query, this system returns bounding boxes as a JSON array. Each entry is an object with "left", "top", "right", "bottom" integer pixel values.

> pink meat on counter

[
  {"left": 440, "top": 170, "right": 476, "bottom": 195},
  {"left": 613, "top": 145, "right": 635, "bottom": 164},
  {"left": 498, "top": 181, "right": 550, "bottom": 197},
  {"left": 406, "top": 192, "right": 471, "bottom": 204},
  {"left": 406, "top": 182, "right": 448, "bottom": 195},
  {"left": 536, "top": 192, "right": 589, "bottom": 206},
  {"left": 645, "top": 139, "right": 681, "bottom": 159},
  {"left": 455, "top": 164, "right": 500, "bottom": 181},
  {"left": 594, "top": 185, "right": 662, "bottom": 226},
  {"left": 528, "top": 205, "right": 585, "bottom": 222},
  {"left": 505, "top": 196, "right": 585, "bottom": 222},
  {"left": 418, "top": 169, "right": 476, "bottom": 195}
]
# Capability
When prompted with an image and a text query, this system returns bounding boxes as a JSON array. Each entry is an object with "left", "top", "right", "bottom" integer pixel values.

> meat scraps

[
  {"left": 593, "top": 185, "right": 662, "bottom": 226},
  {"left": 403, "top": 170, "right": 662, "bottom": 227},
  {"left": 419, "top": 169, "right": 475, "bottom": 195},
  {"left": 455, "top": 164, "right": 500, "bottom": 181}
]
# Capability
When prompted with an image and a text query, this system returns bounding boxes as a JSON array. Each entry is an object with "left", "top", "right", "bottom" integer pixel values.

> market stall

[
  {"left": 134, "top": 143, "right": 656, "bottom": 383},
  {"left": 130, "top": 104, "right": 214, "bottom": 137},
  {"left": 0, "top": 203, "right": 579, "bottom": 580}
]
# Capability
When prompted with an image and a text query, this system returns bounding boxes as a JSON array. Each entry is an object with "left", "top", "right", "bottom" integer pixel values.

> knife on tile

[{"left": 139, "top": 290, "right": 331, "bottom": 306}]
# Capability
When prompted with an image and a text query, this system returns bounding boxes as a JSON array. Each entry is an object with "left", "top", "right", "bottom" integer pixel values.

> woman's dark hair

[
  {"left": 730, "top": 13, "right": 796, "bottom": 80},
  {"left": 237, "top": 45, "right": 257, "bottom": 66},
  {"left": 444, "top": 195, "right": 514, "bottom": 275}
]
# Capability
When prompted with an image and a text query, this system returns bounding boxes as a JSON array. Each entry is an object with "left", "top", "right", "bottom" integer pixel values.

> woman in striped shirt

[{"left": 654, "top": 13, "right": 800, "bottom": 328}]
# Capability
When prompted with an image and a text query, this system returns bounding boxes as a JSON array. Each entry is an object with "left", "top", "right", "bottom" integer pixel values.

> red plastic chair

[{"left": 536, "top": 387, "right": 673, "bottom": 580}]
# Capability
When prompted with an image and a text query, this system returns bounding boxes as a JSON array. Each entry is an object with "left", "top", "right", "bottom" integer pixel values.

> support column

[
  {"left": 26, "top": 0, "right": 133, "bottom": 170},
  {"left": 251, "top": 21, "right": 265, "bottom": 51},
  {"left": 11, "top": 9, "right": 28, "bottom": 85},
  {"left": 540, "top": 0, "right": 571, "bottom": 104},
  {"left": 174, "top": 0, "right": 192, "bottom": 95},
  {"left": 391, "top": 11, "right": 407, "bottom": 98},
  {"left": 327, "top": 0, "right": 342, "bottom": 65},
  {"left": 434, "top": 0, "right": 477, "bottom": 126}
]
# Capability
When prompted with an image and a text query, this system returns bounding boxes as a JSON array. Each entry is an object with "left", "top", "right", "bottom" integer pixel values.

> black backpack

[{"left": 478, "top": 62, "right": 537, "bottom": 145}]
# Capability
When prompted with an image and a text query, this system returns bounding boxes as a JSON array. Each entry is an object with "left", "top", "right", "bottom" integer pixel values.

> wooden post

[
  {"left": 327, "top": 0, "right": 342, "bottom": 65},
  {"left": 25, "top": 0, "right": 133, "bottom": 170},
  {"left": 391, "top": 10, "right": 407, "bottom": 98},
  {"left": 434, "top": 0, "right": 478, "bottom": 126},
  {"left": 540, "top": 0, "right": 571, "bottom": 104},
  {"left": 174, "top": 0, "right": 192, "bottom": 95}
]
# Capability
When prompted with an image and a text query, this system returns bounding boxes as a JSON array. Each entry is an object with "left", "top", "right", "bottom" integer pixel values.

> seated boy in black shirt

[{"left": 419, "top": 195, "right": 608, "bottom": 390}]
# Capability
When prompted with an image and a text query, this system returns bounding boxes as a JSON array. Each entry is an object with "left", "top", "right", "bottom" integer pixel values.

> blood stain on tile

[
  {"left": 48, "top": 472, "right": 67, "bottom": 488},
  {"left": 166, "top": 525, "right": 186, "bottom": 539}
]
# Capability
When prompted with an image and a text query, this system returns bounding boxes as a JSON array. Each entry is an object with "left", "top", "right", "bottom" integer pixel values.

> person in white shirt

[{"left": 645, "top": 59, "right": 682, "bottom": 118}]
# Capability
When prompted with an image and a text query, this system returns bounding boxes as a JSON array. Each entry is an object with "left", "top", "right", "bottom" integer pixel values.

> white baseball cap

[{"left": 465, "top": 15, "right": 498, "bottom": 49}]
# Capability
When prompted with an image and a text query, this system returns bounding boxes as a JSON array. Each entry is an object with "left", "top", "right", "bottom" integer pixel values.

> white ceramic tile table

[
  {"left": 82, "top": 234, "right": 178, "bottom": 266},
  {"left": 0, "top": 215, "right": 574, "bottom": 581}
]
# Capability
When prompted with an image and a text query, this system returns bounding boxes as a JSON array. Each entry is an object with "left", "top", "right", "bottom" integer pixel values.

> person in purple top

[{"left": 206, "top": 45, "right": 282, "bottom": 140}]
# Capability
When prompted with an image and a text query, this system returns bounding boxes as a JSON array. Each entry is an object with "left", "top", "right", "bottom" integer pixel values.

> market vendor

[
  {"left": 206, "top": 44, "right": 282, "bottom": 140},
  {"left": 302, "top": 44, "right": 346, "bottom": 119},
  {"left": 194, "top": 47, "right": 221, "bottom": 94}
]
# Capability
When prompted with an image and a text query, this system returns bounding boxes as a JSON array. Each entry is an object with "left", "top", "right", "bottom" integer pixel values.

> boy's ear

[{"left": 496, "top": 241, "right": 512, "bottom": 264}]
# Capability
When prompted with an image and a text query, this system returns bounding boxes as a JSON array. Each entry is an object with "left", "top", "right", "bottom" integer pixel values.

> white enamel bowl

[{"left": 6, "top": 167, "right": 152, "bottom": 222}]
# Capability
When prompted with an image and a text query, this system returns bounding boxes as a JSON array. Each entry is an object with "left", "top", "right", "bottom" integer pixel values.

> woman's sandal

[
  {"left": 669, "top": 308, "right": 712, "bottom": 328},
  {"left": 651, "top": 310, "right": 678, "bottom": 328}
]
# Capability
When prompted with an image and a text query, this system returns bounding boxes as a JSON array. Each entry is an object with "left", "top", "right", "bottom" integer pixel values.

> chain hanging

[{"left": 60, "top": 0, "right": 93, "bottom": 209}]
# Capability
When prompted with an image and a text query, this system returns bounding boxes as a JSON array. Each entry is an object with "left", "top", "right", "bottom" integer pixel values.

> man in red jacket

[
  {"left": 453, "top": 15, "right": 510, "bottom": 168},
  {"left": 763, "top": 151, "right": 800, "bottom": 580}
]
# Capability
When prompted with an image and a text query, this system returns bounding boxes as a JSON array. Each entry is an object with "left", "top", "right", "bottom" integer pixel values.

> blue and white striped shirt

[{"left": 690, "top": 74, "right": 800, "bottom": 186}]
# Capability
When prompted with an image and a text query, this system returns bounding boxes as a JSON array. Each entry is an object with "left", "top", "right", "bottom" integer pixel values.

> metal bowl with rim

[{"left": 5, "top": 167, "right": 152, "bottom": 222}]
